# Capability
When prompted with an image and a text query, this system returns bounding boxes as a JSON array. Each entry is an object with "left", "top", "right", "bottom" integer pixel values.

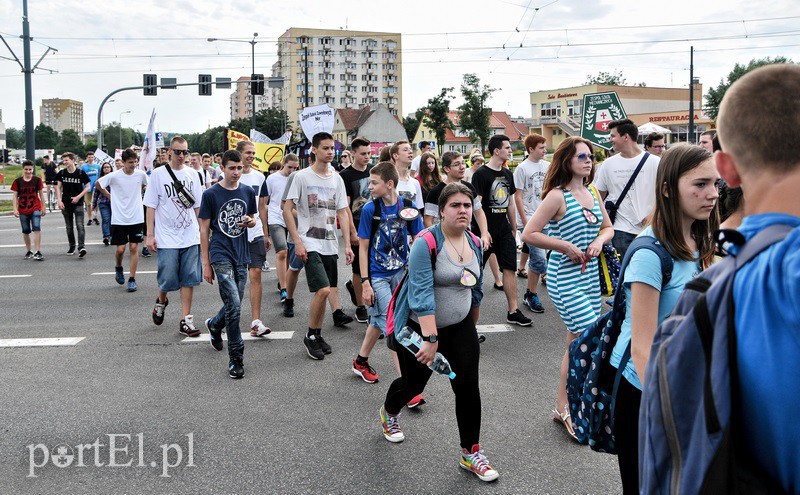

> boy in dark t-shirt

[
  {"left": 12, "top": 160, "right": 47, "bottom": 260},
  {"left": 199, "top": 150, "right": 258, "bottom": 379},
  {"left": 55, "top": 152, "right": 91, "bottom": 258}
]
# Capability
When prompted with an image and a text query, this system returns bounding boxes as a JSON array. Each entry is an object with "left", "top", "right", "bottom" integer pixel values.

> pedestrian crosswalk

[
  {"left": 181, "top": 332, "right": 295, "bottom": 343},
  {"left": 0, "top": 337, "right": 85, "bottom": 347}
]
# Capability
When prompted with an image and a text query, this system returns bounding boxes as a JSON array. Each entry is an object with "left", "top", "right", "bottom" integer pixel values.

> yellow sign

[
  {"left": 226, "top": 130, "right": 285, "bottom": 172},
  {"left": 226, "top": 130, "right": 249, "bottom": 150}
]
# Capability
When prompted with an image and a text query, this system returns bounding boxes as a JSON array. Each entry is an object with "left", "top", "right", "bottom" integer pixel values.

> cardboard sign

[
  {"left": 299, "top": 104, "right": 335, "bottom": 141},
  {"left": 254, "top": 144, "right": 285, "bottom": 172}
]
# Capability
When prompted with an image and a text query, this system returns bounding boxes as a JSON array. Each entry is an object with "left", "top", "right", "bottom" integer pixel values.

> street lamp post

[
  {"left": 119, "top": 110, "right": 131, "bottom": 150},
  {"left": 208, "top": 33, "right": 259, "bottom": 130}
]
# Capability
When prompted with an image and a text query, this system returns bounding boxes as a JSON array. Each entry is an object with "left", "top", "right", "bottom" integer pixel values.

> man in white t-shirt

[
  {"left": 265, "top": 153, "right": 299, "bottom": 304},
  {"left": 284, "top": 132, "right": 354, "bottom": 360},
  {"left": 409, "top": 141, "right": 431, "bottom": 179},
  {"left": 143, "top": 136, "right": 204, "bottom": 337},
  {"left": 513, "top": 133, "right": 549, "bottom": 314},
  {"left": 235, "top": 140, "right": 273, "bottom": 337},
  {"left": 190, "top": 152, "right": 212, "bottom": 189},
  {"left": 593, "top": 119, "right": 660, "bottom": 258},
  {"left": 202, "top": 153, "right": 221, "bottom": 183},
  {"left": 96, "top": 149, "right": 148, "bottom": 293},
  {"left": 390, "top": 141, "right": 424, "bottom": 209}
]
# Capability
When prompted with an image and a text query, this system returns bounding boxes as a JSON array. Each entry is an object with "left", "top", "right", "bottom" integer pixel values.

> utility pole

[{"left": 688, "top": 46, "right": 695, "bottom": 144}]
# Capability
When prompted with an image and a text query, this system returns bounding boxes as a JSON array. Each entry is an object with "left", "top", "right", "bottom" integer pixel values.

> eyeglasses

[
  {"left": 582, "top": 207, "right": 599, "bottom": 225},
  {"left": 576, "top": 153, "right": 595, "bottom": 162},
  {"left": 460, "top": 267, "right": 479, "bottom": 287},
  {"left": 171, "top": 149, "right": 190, "bottom": 156}
]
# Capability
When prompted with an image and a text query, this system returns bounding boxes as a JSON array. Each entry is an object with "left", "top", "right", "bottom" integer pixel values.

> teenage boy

[
  {"left": 81, "top": 152, "right": 101, "bottom": 225},
  {"left": 284, "top": 132, "right": 354, "bottom": 360},
  {"left": 339, "top": 137, "right": 374, "bottom": 323},
  {"left": 353, "top": 162, "right": 424, "bottom": 382},
  {"left": 202, "top": 153, "right": 221, "bottom": 183},
  {"left": 200, "top": 150, "right": 258, "bottom": 379},
  {"left": 471, "top": 134, "right": 532, "bottom": 326},
  {"left": 265, "top": 153, "right": 300, "bottom": 305},
  {"left": 593, "top": 119, "right": 660, "bottom": 259},
  {"left": 41, "top": 155, "right": 58, "bottom": 209},
  {"left": 96, "top": 149, "right": 148, "bottom": 292},
  {"left": 55, "top": 152, "right": 91, "bottom": 258},
  {"left": 409, "top": 140, "right": 431, "bottom": 179},
  {"left": 513, "top": 133, "right": 549, "bottom": 314},
  {"left": 235, "top": 140, "right": 272, "bottom": 337},
  {"left": 12, "top": 160, "right": 47, "bottom": 260},
  {"left": 144, "top": 136, "right": 204, "bottom": 337},
  {"left": 389, "top": 141, "right": 424, "bottom": 210}
]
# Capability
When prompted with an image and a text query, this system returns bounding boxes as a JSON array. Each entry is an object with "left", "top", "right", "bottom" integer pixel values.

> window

[
  {"left": 541, "top": 102, "right": 561, "bottom": 117},
  {"left": 566, "top": 99, "right": 582, "bottom": 117}
]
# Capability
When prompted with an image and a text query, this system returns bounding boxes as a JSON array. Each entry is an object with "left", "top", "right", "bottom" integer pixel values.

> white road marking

[
  {"left": 0, "top": 337, "right": 85, "bottom": 347},
  {"left": 181, "top": 331, "right": 294, "bottom": 343},
  {"left": 476, "top": 324, "right": 513, "bottom": 333},
  {"left": 0, "top": 240, "right": 104, "bottom": 249},
  {"left": 0, "top": 226, "right": 64, "bottom": 232},
  {"left": 0, "top": 274, "right": 33, "bottom": 279},
  {"left": 92, "top": 270, "right": 157, "bottom": 276}
]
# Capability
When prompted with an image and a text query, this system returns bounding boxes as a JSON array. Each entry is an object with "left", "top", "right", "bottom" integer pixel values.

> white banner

[
  {"left": 299, "top": 104, "right": 334, "bottom": 141},
  {"left": 250, "top": 129, "right": 293, "bottom": 145},
  {"left": 93, "top": 148, "right": 115, "bottom": 166},
  {"left": 138, "top": 109, "right": 157, "bottom": 171}
]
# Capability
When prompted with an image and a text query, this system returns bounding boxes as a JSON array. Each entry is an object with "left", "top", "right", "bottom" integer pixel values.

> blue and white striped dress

[{"left": 546, "top": 186, "right": 603, "bottom": 334}]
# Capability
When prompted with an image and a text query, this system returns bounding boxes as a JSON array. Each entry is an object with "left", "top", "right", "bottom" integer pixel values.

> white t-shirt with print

[
  {"left": 592, "top": 151, "right": 660, "bottom": 235},
  {"left": 513, "top": 158, "right": 549, "bottom": 227},
  {"left": 97, "top": 169, "right": 148, "bottom": 225},
  {"left": 265, "top": 172, "right": 290, "bottom": 228},
  {"left": 410, "top": 155, "right": 422, "bottom": 173},
  {"left": 397, "top": 177, "right": 424, "bottom": 209},
  {"left": 238, "top": 169, "right": 267, "bottom": 242},
  {"left": 142, "top": 165, "right": 202, "bottom": 248},
  {"left": 284, "top": 167, "right": 348, "bottom": 256}
]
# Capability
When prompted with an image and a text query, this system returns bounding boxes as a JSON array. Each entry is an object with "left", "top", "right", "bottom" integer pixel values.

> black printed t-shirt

[
  {"left": 55, "top": 168, "right": 90, "bottom": 204},
  {"left": 470, "top": 165, "right": 516, "bottom": 236}
]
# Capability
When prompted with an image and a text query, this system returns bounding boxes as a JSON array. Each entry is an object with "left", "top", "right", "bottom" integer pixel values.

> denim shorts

[
  {"left": 19, "top": 210, "right": 42, "bottom": 234},
  {"left": 368, "top": 270, "right": 404, "bottom": 333},
  {"left": 269, "top": 224, "right": 288, "bottom": 253},
  {"left": 286, "top": 242, "right": 305, "bottom": 272},
  {"left": 156, "top": 245, "right": 202, "bottom": 292}
]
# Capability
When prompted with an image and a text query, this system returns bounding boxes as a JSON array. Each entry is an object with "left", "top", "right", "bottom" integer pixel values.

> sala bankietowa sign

[{"left": 581, "top": 92, "right": 627, "bottom": 151}]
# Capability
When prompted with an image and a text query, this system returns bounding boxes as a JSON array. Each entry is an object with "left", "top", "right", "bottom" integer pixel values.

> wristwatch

[{"left": 421, "top": 334, "right": 438, "bottom": 343}]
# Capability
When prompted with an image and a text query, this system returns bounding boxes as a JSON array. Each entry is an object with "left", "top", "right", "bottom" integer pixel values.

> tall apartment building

[
  {"left": 40, "top": 98, "right": 83, "bottom": 138},
  {"left": 229, "top": 76, "right": 280, "bottom": 121},
  {"left": 274, "top": 28, "right": 402, "bottom": 128}
]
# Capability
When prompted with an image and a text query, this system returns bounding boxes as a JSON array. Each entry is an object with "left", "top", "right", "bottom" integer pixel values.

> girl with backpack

[
  {"left": 521, "top": 136, "right": 614, "bottom": 440},
  {"left": 610, "top": 144, "right": 719, "bottom": 493},
  {"left": 380, "top": 182, "right": 499, "bottom": 482}
]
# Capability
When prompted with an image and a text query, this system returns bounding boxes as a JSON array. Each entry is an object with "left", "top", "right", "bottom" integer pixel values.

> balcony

[
  {"left": 345, "top": 65, "right": 354, "bottom": 74},
  {"left": 345, "top": 55, "right": 353, "bottom": 63},
  {"left": 388, "top": 69, "right": 395, "bottom": 76},
  {"left": 345, "top": 44, "right": 354, "bottom": 52}
]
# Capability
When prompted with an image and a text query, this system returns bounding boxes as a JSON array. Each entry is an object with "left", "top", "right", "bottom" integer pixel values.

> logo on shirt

[
  {"left": 217, "top": 198, "right": 247, "bottom": 238},
  {"left": 489, "top": 177, "right": 511, "bottom": 213}
]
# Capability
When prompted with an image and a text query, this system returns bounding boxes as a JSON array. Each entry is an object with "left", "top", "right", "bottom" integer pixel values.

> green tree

[
  {"left": 34, "top": 124, "right": 59, "bottom": 149},
  {"left": 458, "top": 74, "right": 496, "bottom": 153},
  {"left": 402, "top": 108, "right": 426, "bottom": 141},
  {"left": 705, "top": 57, "right": 792, "bottom": 119},
  {"left": 101, "top": 122, "right": 140, "bottom": 151},
  {"left": 55, "top": 129, "right": 84, "bottom": 155},
  {"left": 422, "top": 87, "right": 454, "bottom": 153},
  {"left": 185, "top": 126, "right": 228, "bottom": 155},
  {"left": 6, "top": 127, "right": 25, "bottom": 149},
  {"left": 228, "top": 108, "right": 293, "bottom": 140},
  {"left": 585, "top": 70, "right": 627, "bottom": 85}
]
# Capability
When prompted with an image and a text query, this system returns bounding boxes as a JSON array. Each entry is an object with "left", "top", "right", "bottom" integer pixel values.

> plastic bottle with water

[{"left": 395, "top": 326, "right": 456, "bottom": 380}]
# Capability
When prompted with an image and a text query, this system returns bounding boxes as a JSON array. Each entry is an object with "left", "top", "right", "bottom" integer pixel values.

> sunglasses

[
  {"left": 582, "top": 207, "right": 599, "bottom": 225},
  {"left": 576, "top": 153, "right": 595, "bottom": 162},
  {"left": 460, "top": 267, "right": 479, "bottom": 287},
  {"left": 171, "top": 149, "right": 190, "bottom": 156}
]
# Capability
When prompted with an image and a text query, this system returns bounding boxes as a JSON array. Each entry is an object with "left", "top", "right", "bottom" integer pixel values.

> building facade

[
  {"left": 529, "top": 83, "right": 707, "bottom": 149},
  {"left": 274, "top": 28, "right": 402, "bottom": 131},
  {"left": 332, "top": 104, "right": 406, "bottom": 147},
  {"left": 229, "top": 76, "right": 280, "bottom": 122},
  {"left": 40, "top": 98, "right": 84, "bottom": 138}
]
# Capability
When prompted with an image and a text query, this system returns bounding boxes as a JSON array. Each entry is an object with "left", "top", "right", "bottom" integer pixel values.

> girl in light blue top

[{"left": 611, "top": 144, "right": 719, "bottom": 494}]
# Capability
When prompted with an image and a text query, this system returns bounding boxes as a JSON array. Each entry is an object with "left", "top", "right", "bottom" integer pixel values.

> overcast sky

[{"left": 2, "top": 0, "right": 800, "bottom": 137}]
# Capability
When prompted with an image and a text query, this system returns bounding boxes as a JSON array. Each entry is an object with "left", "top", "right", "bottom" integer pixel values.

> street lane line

[
  {"left": 0, "top": 337, "right": 85, "bottom": 347},
  {"left": 0, "top": 240, "right": 104, "bottom": 249},
  {"left": 92, "top": 270, "right": 158, "bottom": 275},
  {"left": 476, "top": 324, "right": 513, "bottom": 333},
  {"left": 0, "top": 274, "right": 33, "bottom": 279},
  {"left": 181, "top": 331, "right": 294, "bottom": 343}
]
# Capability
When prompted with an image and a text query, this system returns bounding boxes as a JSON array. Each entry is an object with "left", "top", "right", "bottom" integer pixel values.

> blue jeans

[
  {"left": 209, "top": 259, "right": 248, "bottom": 361},
  {"left": 98, "top": 203, "right": 112, "bottom": 238},
  {"left": 19, "top": 210, "right": 42, "bottom": 234}
]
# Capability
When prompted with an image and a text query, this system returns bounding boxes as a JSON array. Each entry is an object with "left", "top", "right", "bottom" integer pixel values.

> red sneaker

[
  {"left": 407, "top": 394, "right": 427, "bottom": 409},
  {"left": 352, "top": 359, "right": 379, "bottom": 383},
  {"left": 460, "top": 444, "right": 499, "bottom": 482}
]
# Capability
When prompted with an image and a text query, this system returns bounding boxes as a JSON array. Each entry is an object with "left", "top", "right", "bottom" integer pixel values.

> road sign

[{"left": 580, "top": 92, "right": 626, "bottom": 150}]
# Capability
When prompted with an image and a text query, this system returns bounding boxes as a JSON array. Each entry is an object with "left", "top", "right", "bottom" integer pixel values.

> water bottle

[{"left": 395, "top": 326, "right": 457, "bottom": 380}]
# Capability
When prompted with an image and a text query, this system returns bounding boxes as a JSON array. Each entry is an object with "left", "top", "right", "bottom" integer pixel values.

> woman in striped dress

[{"left": 521, "top": 136, "right": 614, "bottom": 440}]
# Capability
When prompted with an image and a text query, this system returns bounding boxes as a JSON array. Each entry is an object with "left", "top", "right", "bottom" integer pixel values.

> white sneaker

[
  {"left": 250, "top": 319, "right": 271, "bottom": 337},
  {"left": 262, "top": 260, "right": 270, "bottom": 271}
]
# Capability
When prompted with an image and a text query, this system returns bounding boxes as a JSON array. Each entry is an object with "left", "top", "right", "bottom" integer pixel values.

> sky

[{"left": 2, "top": 0, "right": 800, "bottom": 138}]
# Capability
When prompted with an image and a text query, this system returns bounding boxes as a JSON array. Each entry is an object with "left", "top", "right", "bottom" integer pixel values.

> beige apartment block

[{"left": 40, "top": 98, "right": 84, "bottom": 138}]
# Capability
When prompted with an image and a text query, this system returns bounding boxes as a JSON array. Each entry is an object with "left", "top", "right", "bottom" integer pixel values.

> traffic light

[
  {"left": 143, "top": 74, "right": 157, "bottom": 96},
  {"left": 1, "top": 149, "right": 9, "bottom": 164},
  {"left": 251, "top": 73, "right": 264, "bottom": 96},
  {"left": 199, "top": 74, "right": 212, "bottom": 96}
]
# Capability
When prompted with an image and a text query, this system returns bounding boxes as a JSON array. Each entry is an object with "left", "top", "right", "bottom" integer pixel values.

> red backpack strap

[{"left": 417, "top": 228, "right": 438, "bottom": 271}]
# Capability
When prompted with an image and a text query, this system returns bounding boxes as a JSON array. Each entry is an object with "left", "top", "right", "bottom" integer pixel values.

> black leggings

[
  {"left": 613, "top": 377, "right": 642, "bottom": 495},
  {"left": 384, "top": 315, "right": 481, "bottom": 449}
]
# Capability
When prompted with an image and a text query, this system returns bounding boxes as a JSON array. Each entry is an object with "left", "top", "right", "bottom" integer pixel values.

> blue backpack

[
  {"left": 567, "top": 236, "right": 673, "bottom": 453},
  {"left": 639, "top": 225, "right": 792, "bottom": 494}
]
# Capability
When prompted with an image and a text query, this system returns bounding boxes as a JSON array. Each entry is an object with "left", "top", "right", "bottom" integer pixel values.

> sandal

[
  {"left": 493, "top": 283, "right": 504, "bottom": 291},
  {"left": 516, "top": 269, "right": 528, "bottom": 279},
  {"left": 552, "top": 406, "right": 579, "bottom": 442}
]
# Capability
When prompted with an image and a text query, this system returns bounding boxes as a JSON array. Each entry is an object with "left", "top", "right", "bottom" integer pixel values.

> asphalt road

[{"left": 0, "top": 212, "right": 621, "bottom": 494}]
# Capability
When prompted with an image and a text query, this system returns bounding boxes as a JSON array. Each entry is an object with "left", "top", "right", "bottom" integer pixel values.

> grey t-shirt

[{"left": 412, "top": 243, "right": 479, "bottom": 328}]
